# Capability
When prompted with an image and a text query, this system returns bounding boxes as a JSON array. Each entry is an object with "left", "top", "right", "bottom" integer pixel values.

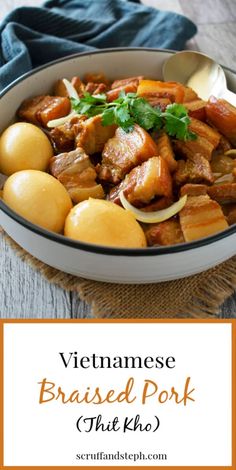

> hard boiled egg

[
  {"left": 3, "top": 170, "right": 72, "bottom": 233},
  {"left": 64, "top": 198, "right": 147, "bottom": 248},
  {"left": 0, "top": 122, "right": 53, "bottom": 176}
]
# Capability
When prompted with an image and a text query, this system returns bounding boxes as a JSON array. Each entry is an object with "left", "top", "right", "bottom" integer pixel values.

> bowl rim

[{"left": 1, "top": 46, "right": 236, "bottom": 258}]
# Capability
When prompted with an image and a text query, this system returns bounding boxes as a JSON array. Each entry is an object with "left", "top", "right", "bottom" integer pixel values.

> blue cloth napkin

[{"left": 0, "top": 0, "right": 197, "bottom": 91}]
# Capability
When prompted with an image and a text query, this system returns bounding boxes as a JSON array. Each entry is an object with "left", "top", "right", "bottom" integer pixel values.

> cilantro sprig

[{"left": 71, "top": 91, "right": 197, "bottom": 141}]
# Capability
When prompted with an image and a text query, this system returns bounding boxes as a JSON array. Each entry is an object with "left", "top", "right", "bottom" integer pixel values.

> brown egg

[
  {"left": 3, "top": 170, "right": 72, "bottom": 233},
  {"left": 64, "top": 198, "right": 147, "bottom": 248},
  {"left": 0, "top": 122, "right": 53, "bottom": 176}
]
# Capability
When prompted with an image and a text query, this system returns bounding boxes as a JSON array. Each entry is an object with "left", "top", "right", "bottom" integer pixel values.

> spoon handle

[{"left": 221, "top": 88, "right": 236, "bottom": 107}]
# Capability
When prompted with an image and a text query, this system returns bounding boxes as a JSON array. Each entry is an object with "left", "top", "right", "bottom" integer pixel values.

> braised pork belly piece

[
  {"left": 85, "top": 82, "right": 108, "bottom": 95},
  {"left": 207, "top": 183, "right": 236, "bottom": 203},
  {"left": 144, "top": 97, "right": 171, "bottom": 110},
  {"left": 109, "top": 156, "right": 172, "bottom": 207},
  {"left": 217, "top": 135, "right": 232, "bottom": 153},
  {"left": 179, "top": 195, "right": 228, "bottom": 242},
  {"left": 50, "top": 126, "right": 74, "bottom": 153},
  {"left": 111, "top": 76, "right": 143, "bottom": 90},
  {"left": 106, "top": 76, "right": 143, "bottom": 102},
  {"left": 222, "top": 204, "right": 236, "bottom": 225},
  {"left": 141, "top": 196, "right": 173, "bottom": 212},
  {"left": 76, "top": 115, "right": 117, "bottom": 155},
  {"left": 190, "top": 118, "right": 221, "bottom": 147},
  {"left": 145, "top": 219, "right": 184, "bottom": 246},
  {"left": 206, "top": 96, "right": 236, "bottom": 146},
  {"left": 210, "top": 153, "right": 236, "bottom": 175},
  {"left": 54, "top": 80, "right": 69, "bottom": 97},
  {"left": 50, "top": 147, "right": 104, "bottom": 203},
  {"left": 180, "top": 184, "right": 208, "bottom": 197},
  {"left": 137, "top": 81, "right": 199, "bottom": 111},
  {"left": 227, "top": 208, "right": 236, "bottom": 225},
  {"left": 173, "top": 118, "right": 221, "bottom": 161},
  {"left": 182, "top": 86, "right": 199, "bottom": 102},
  {"left": 72, "top": 77, "right": 86, "bottom": 95},
  {"left": 137, "top": 80, "right": 198, "bottom": 104},
  {"left": 137, "top": 80, "right": 185, "bottom": 103},
  {"left": 18, "top": 95, "right": 70, "bottom": 127},
  {"left": 50, "top": 146, "right": 87, "bottom": 178},
  {"left": 99, "top": 124, "right": 158, "bottom": 184},
  {"left": 184, "top": 99, "right": 206, "bottom": 121},
  {"left": 153, "top": 131, "right": 177, "bottom": 172},
  {"left": 83, "top": 72, "right": 109, "bottom": 95},
  {"left": 51, "top": 112, "right": 116, "bottom": 155},
  {"left": 174, "top": 154, "right": 214, "bottom": 186},
  {"left": 173, "top": 137, "right": 215, "bottom": 161},
  {"left": 107, "top": 84, "right": 138, "bottom": 102},
  {"left": 50, "top": 116, "right": 86, "bottom": 153}
]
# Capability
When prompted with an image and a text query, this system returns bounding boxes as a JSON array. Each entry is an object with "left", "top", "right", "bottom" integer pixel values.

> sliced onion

[
  {"left": 47, "top": 111, "right": 77, "bottom": 128},
  {"left": 62, "top": 78, "right": 80, "bottom": 100},
  {"left": 225, "top": 149, "right": 236, "bottom": 157},
  {"left": 120, "top": 192, "right": 187, "bottom": 223},
  {"left": 214, "top": 173, "right": 234, "bottom": 184}
]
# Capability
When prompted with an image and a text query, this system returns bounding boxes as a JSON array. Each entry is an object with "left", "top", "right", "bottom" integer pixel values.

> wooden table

[{"left": 1, "top": 0, "right": 236, "bottom": 319}]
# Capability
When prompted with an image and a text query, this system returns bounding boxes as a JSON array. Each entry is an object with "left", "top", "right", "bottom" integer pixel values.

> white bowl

[{"left": 1, "top": 48, "right": 236, "bottom": 284}]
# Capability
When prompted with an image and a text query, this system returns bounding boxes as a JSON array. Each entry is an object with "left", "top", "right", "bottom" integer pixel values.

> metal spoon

[{"left": 162, "top": 50, "right": 236, "bottom": 106}]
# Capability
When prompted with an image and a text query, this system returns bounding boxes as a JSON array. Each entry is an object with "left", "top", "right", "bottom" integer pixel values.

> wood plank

[
  {"left": 0, "top": 0, "right": 42, "bottom": 20},
  {"left": 185, "top": 37, "right": 200, "bottom": 52},
  {"left": 0, "top": 235, "right": 71, "bottom": 318},
  {"left": 71, "top": 294, "right": 92, "bottom": 318},
  {"left": 179, "top": 0, "right": 236, "bottom": 24},
  {"left": 193, "top": 23, "right": 236, "bottom": 68},
  {"left": 142, "top": 0, "right": 183, "bottom": 15}
]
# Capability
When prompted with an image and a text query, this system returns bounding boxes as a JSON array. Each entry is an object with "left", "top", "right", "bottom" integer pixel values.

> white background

[{"left": 4, "top": 322, "right": 232, "bottom": 467}]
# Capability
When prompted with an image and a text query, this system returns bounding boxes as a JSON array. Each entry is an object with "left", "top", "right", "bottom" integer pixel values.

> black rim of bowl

[{"left": 1, "top": 47, "right": 236, "bottom": 257}]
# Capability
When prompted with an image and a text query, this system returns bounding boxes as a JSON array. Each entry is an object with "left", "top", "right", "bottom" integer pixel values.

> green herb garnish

[{"left": 71, "top": 92, "right": 197, "bottom": 141}]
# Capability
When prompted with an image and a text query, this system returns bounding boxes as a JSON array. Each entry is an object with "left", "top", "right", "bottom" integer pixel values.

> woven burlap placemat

[{"left": 2, "top": 228, "right": 236, "bottom": 318}]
